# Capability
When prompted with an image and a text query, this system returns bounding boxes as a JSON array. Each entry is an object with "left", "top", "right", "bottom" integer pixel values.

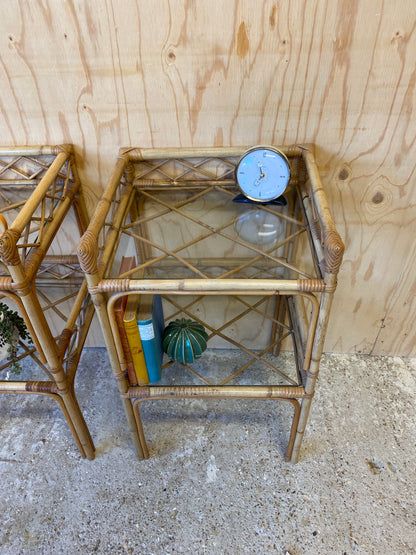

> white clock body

[{"left": 235, "top": 146, "right": 290, "bottom": 202}]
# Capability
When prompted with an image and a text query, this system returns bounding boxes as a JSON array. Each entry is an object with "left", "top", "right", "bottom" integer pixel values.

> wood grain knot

[
  {"left": 338, "top": 167, "right": 350, "bottom": 180},
  {"left": 167, "top": 50, "right": 176, "bottom": 63},
  {"left": 237, "top": 22, "right": 249, "bottom": 58},
  {"left": 269, "top": 5, "right": 277, "bottom": 28},
  {"left": 372, "top": 191, "right": 384, "bottom": 204}
]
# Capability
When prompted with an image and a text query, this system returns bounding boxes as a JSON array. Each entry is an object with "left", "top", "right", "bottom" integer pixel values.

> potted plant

[{"left": 0, "top": 302, "right": 32, "bottom": 374}]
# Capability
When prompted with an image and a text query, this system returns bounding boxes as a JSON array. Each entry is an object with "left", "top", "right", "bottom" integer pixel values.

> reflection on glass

[{"left": 235, "top": 210, "right": 281, "bottom": 249}]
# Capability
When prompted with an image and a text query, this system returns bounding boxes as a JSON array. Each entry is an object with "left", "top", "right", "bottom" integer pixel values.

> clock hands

[{"left": 255, "top": 162, "right": 266, "bottom": 186}]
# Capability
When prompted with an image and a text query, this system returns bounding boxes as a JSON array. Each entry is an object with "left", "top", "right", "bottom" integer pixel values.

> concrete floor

[{"left": 0, "top": 349, "right": 415, "bottom": 554}]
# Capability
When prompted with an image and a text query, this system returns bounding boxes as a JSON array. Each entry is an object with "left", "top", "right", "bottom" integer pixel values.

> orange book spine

[{"left": 123, "top": 294, "right": 149, "bottom": 386}]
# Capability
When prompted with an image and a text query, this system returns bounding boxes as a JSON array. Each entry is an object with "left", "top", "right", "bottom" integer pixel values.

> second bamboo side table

[{"left": 0, "top": 145, "right": 95, "bottom": 460}]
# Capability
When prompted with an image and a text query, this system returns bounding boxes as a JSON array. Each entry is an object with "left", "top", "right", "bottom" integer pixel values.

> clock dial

[{"left": 235, "top": 146, "right": 290, "bottom": 202}]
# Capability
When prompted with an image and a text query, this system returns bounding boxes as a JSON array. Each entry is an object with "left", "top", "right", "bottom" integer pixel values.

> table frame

[{"left": 78, "top": 145, "right": 343, "bottom": 463}]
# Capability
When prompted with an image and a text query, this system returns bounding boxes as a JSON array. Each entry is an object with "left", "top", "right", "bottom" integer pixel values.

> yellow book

[{"left": 123, "top": 294, "right": 149, "bottom": 386}]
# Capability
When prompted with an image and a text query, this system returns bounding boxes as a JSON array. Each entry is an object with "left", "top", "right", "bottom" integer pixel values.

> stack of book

[{"left": 113, "top": 256, "right": 164, "bottom": 385}]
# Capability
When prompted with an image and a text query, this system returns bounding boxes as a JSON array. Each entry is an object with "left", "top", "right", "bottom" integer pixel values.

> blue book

[{"left": 137, "top": 295, "right": 164, "bottom": 383}]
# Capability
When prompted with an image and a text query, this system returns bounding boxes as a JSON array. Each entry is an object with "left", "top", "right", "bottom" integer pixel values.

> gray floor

[{"left": 0, "top": 349, "right": 415, "bottom": 554}]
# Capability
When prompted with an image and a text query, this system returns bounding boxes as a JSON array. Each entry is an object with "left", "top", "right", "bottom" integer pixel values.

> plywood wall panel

[{"left": 1, "top": 0, "right": 415, "bottom": 355}]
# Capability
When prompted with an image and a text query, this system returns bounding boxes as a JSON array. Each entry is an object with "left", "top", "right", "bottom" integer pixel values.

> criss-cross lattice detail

[
  {"left": 160, "top": 293, "right": 300, "bottom": 387},
  {"left": 100, "top": 156, "right": 317, "bottom": 283},
  {"left": 0, "top": 153, "right": 77, "bottom": 270},
  {"left": 133, "top": 157, "right": 236, "bottom": 183},
  {"left": 36, "top": 258, "right": 85, "bottom": 282},
  {"left": 0, "top": 147, "right": 94, "bottom": 387},
  {"left": 35, "top": 284, "right": 93, "bottom": 378},
  {"left": 111, "top": 156, "right": 312, "bottom": 281},
  {"left": 104, "top": 156, "right": 316, "bottom": 388},
  {"left": 0, "top": 155, "right": 51, "bottom": 183},
  {"left": 141, "top": 188, "right": 310, "bottom": 278}
]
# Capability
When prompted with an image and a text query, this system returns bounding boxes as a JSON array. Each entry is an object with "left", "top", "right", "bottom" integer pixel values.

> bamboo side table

[
  {"left": 0, "top": 145, "right": 95, "bottom": 460},
  {"left": 78, "top": 145, "right": 343, "bottom": 463}
]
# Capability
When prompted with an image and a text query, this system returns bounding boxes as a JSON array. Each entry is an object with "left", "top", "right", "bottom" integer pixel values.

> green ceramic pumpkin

[{"left": 162, "top": 319, "right": 208, "bottom": 364}]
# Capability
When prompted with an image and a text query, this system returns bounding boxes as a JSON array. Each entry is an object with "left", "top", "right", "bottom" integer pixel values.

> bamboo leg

[
  {"left": 0, "top": 388, "right": 90, "bottom": 458},
  {"left": 285, "top": 399, "right": 301, "bottom": 462},
  {"left": 87, "top": 279, "right": 146, "bottom": 459},
  {"left": 52, "top": 389, "right": 93, "bottom": 459},
  {"left": 53, "top": 389, "right": 94, "bottom": 459},
  {"left": 290, "top": 396, "right": 312, "bottom": 463},
  {"left": 271, "top": 294, "right": 288, "bottom": 356},
  {"left": 132, "top": 400, "right": 150, "bottom": 459},
  {"left": 102, "top": 315, "right": 146, "bottom": 459},
  {"left": 76, "top": 156, "right": 147, "bottom": 456},
  {"left": 28, "top": 298, "right": 95, "bottom": 459},
  {"left": 290, "top": 274, "right": 338, "bottom": 463},
  {"left": 129, "top": 391, "right": 305, "bottom": 461},
  {"left": 6, "top": 263, "right": 94, "bottom": 458},
  {"left": 68, "top": 381, "right": 95, "bottom": 458}
]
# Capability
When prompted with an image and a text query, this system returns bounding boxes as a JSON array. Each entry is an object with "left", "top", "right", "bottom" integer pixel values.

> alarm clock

[{"left": 235, "top": 146, "right": 290, "bottom": 203}]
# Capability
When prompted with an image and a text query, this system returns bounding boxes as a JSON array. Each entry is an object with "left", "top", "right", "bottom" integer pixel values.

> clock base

[{"left": 232, "top": 193, "right": 287, "bottom": 206}]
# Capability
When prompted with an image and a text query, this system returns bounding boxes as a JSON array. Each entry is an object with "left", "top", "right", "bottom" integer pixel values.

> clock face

[{"left": 235, "top": 146, "right": 290, "bottom": 202}]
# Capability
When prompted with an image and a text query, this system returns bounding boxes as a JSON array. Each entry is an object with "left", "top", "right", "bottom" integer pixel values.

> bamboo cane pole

[
  {"left": 83, "top": 268, "right": 146, "bottom": 459},
  {"left": 125, "top": 145, "right": 303, "bottom": 162},
  {"left": 99, "top": 186, "right": 134, "bottom": 278},
  {"left": 299, "top": 188, "right": 324, "bottom": 277},
  {"left": 24, "top": 193, "right": 77, "bottom": 281},
  {"left": 0, "top": 146, "right": 59, "bottom": 156},
  {"left": 290, "top": 272, "right": 338, "bottom": 463},
  {"left": 7, "top": 150, "right": 69, "bottom": 236},
  {"left": 291, "top": 295, "right": 309, "bottom": 350},
  {"left": 302, "top": 149, "right": 344, "bottom": 275},
  {"left": 127, "top": 385, "right": 309, "bottom": 400},
  {"left": 0, "top": 180, "right": 38, "bottom": 186},
  {"left": 4, "top": 260, "right": 95, "bottom": 458},
  {"left": 98, "top": 278, "right": 326, "bottom": 295},
  {"left": 0, "top": 383, "right": 91, "bottom": 458}
]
